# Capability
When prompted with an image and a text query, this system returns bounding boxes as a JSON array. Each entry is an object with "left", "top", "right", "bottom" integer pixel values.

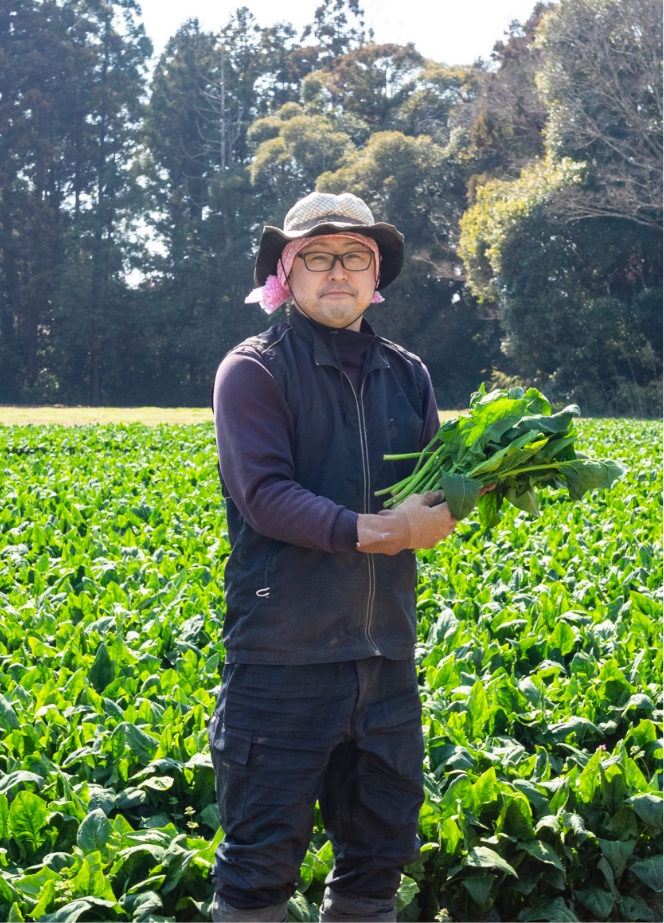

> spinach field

[{"left": 0, "top": 420, "right": 661, "bottom": 923}]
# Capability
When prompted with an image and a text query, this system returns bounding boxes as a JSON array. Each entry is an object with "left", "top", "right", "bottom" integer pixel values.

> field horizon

[
  {"left": 0, "top": 405, "right": 645, "bottom": 427},
  {"left": 0, "top": 406, "right": 467, "bottom": 426}
]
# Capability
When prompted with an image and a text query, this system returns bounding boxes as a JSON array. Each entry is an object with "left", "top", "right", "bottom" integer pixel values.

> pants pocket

[{"left": 210, "top": 721, "right": 253, "bottom": 829}]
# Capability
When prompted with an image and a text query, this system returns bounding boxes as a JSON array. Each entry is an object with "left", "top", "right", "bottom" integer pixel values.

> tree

[
  {"left": 249, "top": 107, "right": 352, "bottom": 206},
  {"left": 393, "top": 61, "right": 477, "bottom": 146},
  {"left": 536, "top": 0, "right": 663, "bottom": 228},
  {"left": 55, "top": 0, "right": 151, "bottom": 405},
  {"left": 0, "top": 0, "right": 152, "bottom": 404},
  {"left": 320, "top": 43, "right": 424, "bottom": 128},
  {"left": 0, "top": 0, "right": 75, "bottom": 400},
  {"left": 459, "top": 157, "right": 661, "bottom": 415},
  {"left": 301, "top": 0, "right": 369, "bottom": 62},
  {"left": 140, "top": 13, "right": 285, "bottom": 404},
  {"left": 456, "top": 0, "right": 662, "bottom": 416},
  {"left": 318, "top": 132, "right": 446, "bottom": 242},
  {"left": 459, "top": 155, "right": 585, "bottom": 302},
  {"left": 498, "top": 212, "right": 661, "bottom": 415},
  {"left": 466, "top": 9, "right": 550, "bottom": 179}
]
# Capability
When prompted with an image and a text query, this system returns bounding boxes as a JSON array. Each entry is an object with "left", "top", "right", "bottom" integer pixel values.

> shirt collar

[{"left": 289, "top": 307, "right": 390, "bottom": 373}]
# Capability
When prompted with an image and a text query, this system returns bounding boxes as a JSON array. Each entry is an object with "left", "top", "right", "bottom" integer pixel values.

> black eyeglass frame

[{"left": 296, "top": 251, "right": 375, "bottom": 272}]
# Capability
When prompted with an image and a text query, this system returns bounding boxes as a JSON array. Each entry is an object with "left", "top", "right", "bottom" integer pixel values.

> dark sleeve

[
  {"left": 213, "top": 350, "right": 358, "bottom": 553},
  {"left": 420, "top": 365, "right": 440, "bottom": 449}
]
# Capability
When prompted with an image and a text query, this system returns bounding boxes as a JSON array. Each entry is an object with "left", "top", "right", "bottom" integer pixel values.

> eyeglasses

[{"left": 297, "top": 251, "right": 374, "bottom": 272}]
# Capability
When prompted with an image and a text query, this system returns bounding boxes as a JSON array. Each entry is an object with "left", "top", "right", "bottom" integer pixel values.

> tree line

[{"left": 0, "top": 0, "right": 661, "bottom": 415}]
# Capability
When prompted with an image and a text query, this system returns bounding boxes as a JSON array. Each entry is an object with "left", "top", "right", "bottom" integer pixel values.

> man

[{"left": 209, "top": 192, "right": 459, "bottom": 923}]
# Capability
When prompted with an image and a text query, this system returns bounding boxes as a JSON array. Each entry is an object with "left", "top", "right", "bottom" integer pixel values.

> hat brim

[{"left": 254, "top": 221, "right": 405, "bottom": 290}]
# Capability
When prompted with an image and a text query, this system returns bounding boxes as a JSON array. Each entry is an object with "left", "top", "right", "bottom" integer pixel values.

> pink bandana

[{"left": 245, "top": 233, "right": 385, "bottom": 314}]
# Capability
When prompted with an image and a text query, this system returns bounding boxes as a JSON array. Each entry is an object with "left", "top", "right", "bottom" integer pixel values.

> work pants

[{"left": 208, "top": 656, "right": 424, "bottom": 920}]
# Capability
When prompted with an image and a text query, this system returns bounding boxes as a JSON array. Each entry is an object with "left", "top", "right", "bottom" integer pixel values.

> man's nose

[{"left": 327, "top": 256, "right": 349, "bottom": 279}]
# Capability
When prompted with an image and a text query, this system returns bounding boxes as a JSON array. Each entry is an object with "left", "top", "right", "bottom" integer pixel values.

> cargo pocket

[
  {"left": 209, "top": 721, "right": 252, "bottom": 830},
  {"left": 359, "top": 690, "right": 424, "bottom": 780}
]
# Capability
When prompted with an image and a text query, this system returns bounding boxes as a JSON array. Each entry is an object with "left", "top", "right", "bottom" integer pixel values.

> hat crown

[{"left": 284, "top": 192, "right": 375, "bottom": 233}]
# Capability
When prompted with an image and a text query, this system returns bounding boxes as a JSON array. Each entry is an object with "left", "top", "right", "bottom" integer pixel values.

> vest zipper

[{"left": 343, "top": 371, "right": 380, "bottom": 656}]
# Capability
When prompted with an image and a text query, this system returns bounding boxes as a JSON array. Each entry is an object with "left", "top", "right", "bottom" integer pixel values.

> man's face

[{"left": 287, "top": 235, "right": 378, "bottom": 331}]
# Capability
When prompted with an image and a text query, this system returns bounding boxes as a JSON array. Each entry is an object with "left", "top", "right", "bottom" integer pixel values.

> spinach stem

[{"left": 495, "top": 462, "right": 572, "bottom": 478}]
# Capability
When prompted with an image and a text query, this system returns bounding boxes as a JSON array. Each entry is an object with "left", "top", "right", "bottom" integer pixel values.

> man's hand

[{"left": 357, "top": 490, "right": 457, "bottom": 555}]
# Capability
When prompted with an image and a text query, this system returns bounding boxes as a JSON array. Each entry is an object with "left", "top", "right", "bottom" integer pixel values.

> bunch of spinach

[{"left": 379, "top": 385, "right": 626, "bottom": 528}]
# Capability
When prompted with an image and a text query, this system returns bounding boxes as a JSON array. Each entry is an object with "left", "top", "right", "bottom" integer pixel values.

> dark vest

[{"left": 219, "top": 310, "right": 428, "bottom": 664}]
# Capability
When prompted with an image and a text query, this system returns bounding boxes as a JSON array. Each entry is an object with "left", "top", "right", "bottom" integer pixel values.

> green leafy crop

[
  {"left": 0, "top": 420, "right": 661, "bottom": 922},
  {"left": 379, "top": 386, "right": 626, "bottom": 529}
]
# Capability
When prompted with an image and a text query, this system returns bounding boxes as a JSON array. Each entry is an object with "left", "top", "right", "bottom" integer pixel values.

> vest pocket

[
  {"left": 224, "top": 530, "right": 277, "bottom": 613},
  {"left": 257, "top": 539, "right": 278, "bottom": 599}
]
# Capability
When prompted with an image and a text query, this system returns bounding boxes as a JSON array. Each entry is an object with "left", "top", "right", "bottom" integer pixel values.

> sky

[{"left": 138, "top": 0, "right": 543, "bottom": 66}]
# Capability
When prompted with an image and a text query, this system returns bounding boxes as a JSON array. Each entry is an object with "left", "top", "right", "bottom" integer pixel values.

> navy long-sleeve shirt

[{"left": 213, "top": 316, "right": 440, "bottom": 554}]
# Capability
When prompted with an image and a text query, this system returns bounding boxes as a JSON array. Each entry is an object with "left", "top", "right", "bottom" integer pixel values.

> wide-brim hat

[{"left": 254, "top": 192, "right": 404, "bottom": 290}]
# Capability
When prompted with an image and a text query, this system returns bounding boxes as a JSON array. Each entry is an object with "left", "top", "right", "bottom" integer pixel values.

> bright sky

[{"left": 138, "top": 0, "right": 545, "bottom": 66}]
